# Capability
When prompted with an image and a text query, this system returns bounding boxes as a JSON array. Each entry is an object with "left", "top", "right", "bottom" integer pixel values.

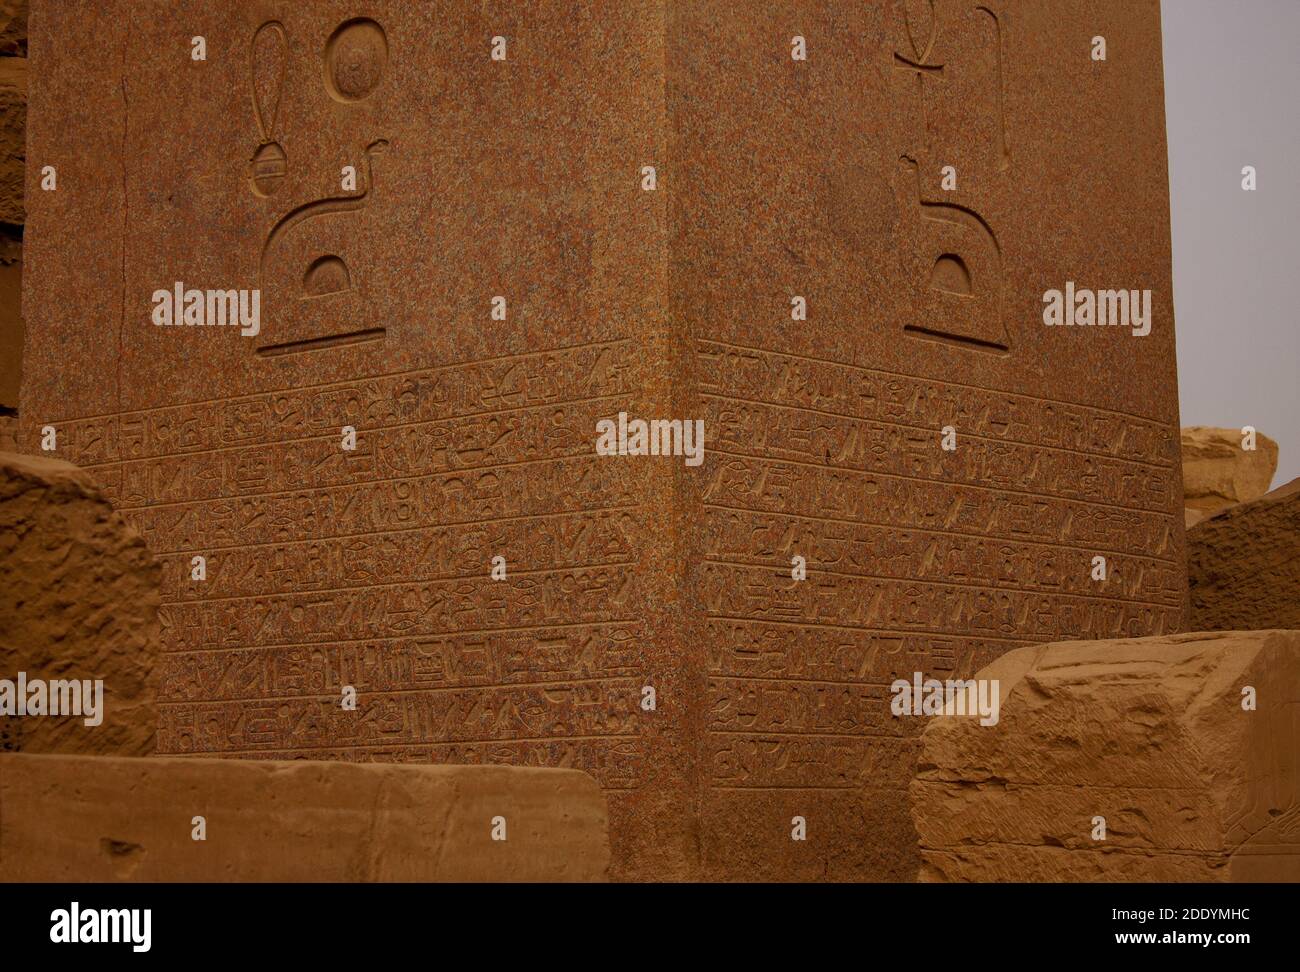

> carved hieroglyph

[{"left": 21, "top": 1, "right": 1185, "bottom": 880}]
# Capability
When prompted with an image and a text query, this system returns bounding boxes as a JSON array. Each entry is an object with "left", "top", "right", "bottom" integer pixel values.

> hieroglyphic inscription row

[
  {"left": 707, "top": 401, "right": 1174, "bottom": 513},
  {"left": 698, "top": 340, "right": 1177, "bottom": 468},
  {"left": 160, "top": 624, "right": 644, "bottom": 698},
  {"left": 700, "top": 567, "right": 1183, "bottom": 642},
  {"left": 152, "top": 504, "right": 1179, "bottom": 605},
  {"left": 703, "top": 508, "right": 1183, "bottom": 604},
  {"left": 704, "top": 455, "right": 1179, "bottom": 564},
  {"left": 154, "top": 508, "right": 638, "bottom": 600},
  {"left": 87, "top": 398, "right": 620, "bottom": 510},
  {"left": 133, "top": 456, "right": 633, "bottom": 554},
  {"left": 160, "top": 681, "right": 644, "bottom": 751},
  {"left": 159, "top": 564, "right": 640, "bottom": 653},
  {"left": 30, "top": 343, "right": 634, "bottom": 468}
]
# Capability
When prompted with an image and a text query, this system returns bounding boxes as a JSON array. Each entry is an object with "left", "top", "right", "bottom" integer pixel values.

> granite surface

[{"left": 20, "top": 0, "right": 1184, "bottom": 880}]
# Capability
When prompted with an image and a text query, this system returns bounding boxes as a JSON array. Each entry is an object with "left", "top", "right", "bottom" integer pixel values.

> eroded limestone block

[
  {"left": 911, "top": 631, "right": 1300, "bottom": 882},
  {"left": 1188, "top": 478, "right": 1300, "bottom": 631},
  {"left": 0, "top": 754, "right": 609, "bottom": 882},
  {"left": 0, "top": 1, "right": 26, "bottom": 58},
  {"left": 1182, "top": 426, "right": 1279, "bottom": 517},
  {"left": 0, "top": 451, "right": 159, "bottom": 754},
  {"left": 0, "top": 54, "right": 22, "bottom": 225},
  {"left": 0, "top": 236, "right": 21, "bottom": 412}
]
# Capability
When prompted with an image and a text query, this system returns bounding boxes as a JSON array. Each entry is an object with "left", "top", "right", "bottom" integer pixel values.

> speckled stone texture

[
  {"left": 911, "top": 631, "right": 1300, "bottom": 882},
  {"left": 0, "top": 753, "right": 609, "bottom": 881},
  {"left": 21, "top": 1, "right": 1184, "bottom": 880},
  {"left": 0, "top": 451, "right": 159, "bottom": 755},
  {"left": 0, "top": 53, "right": 21, "bottom": 226},
  {"left": 1188, "top": 478, "right": 1300, "bottom": 631},
  {"left": 0, "top": 235, "right": 21, "bottom": 412},
  {"left": 1182, "top": 426, "right": 1279, "bottom": 518},
  {"left": 0, "top": 0, "right": 23, "bottom": 412},
  {"left": 0, "top": 2, "right": 25, "bottom": 58}
]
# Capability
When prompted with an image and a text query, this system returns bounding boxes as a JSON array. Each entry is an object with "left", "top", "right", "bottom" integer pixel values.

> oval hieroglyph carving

[{"left": 324, "top": 18, "right": 388, "bottom": 103}]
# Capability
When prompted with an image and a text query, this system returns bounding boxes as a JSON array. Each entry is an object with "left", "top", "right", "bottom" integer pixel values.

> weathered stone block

[
  {"left": 0, "top": 1, "right": 26, "bottom": 58},
  {"left": 1181, "top": 426, "right": 1278, "bottom": 517},
  {"left": 0, "top": 753, "right": 609, "bottom": 881},
  {"left": 1188, "top": 478, "right": 1300, "bottom": 631},
  {"left": 0, "top": 451, "right": 158, "bottom": 755},
  {"left": 0, "top": 235, "right": 21, "bottom": 412},
  {"left": 0, "top": 54, "right": 22, "bottom": 226},
  {"left": 911, "top": 631, "right": 1300, "bottom": 882}
]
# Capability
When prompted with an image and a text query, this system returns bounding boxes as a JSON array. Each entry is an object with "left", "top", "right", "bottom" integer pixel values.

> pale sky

[{"left": 1162, "top": 0, "right": 1300, "bottom": 488}]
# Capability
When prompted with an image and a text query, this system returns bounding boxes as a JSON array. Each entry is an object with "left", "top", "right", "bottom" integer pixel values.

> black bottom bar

[{"left": 0, "top": 882, "right": 1280, "bottom": 958}]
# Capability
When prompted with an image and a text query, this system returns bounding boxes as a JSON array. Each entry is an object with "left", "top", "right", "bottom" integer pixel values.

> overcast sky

[{"left": 1162, "top": 0, "right": 1300, "bottom": 488}]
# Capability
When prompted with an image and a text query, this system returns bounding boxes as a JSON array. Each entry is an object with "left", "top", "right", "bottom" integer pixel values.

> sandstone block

[
  {"left": 1188, "top": 478, "right": 1300, "bottom": 631},
  {"left": 0, "top": 451, "right": 159, "bottom": 754},
  {"left": 0, "top": 1, "right": 26, "bottom": 57},
  {"left": 0, "top": 55, "right": 22, "bottom": 224},
  {"left": 911, "top": 631, "right": 1300, "bottom": 882},
  {"left": 1181, "top": 426, "right": 1278, "bottom": 517},
  {"left": 0, "top": 235, "right": 21, "bottom": 411},
  {"left": 0, "top": 753, "right": 609, "bottom": 881}
]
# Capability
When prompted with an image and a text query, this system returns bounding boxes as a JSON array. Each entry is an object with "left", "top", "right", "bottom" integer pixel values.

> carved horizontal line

[
  {"left": 702, "top": 558, "right": 1185, "bottom": 609},
  {"left": 707, "top": 785, "right": 864, "bottom": 791},
  {"left": 903, "top": 323, "right": 1011, "bottom": 354},
  {"left": 77, "top": 393, "right": 632, "bottom": 471},
  {"left": 256, "top": 327, "right": 386, "bottom": 358},
  {"left": 702, "top": 501, "right": 1180, "bottom": 567},
  {"left": 112, "top": 451, "right": 623, "bottom": 513},
  {"left": 39, "top": 338, "right": 636, "bottom": 424},
  {"left": 706, "top": 729, "right": 903, "bottom": 738},
  {"left": 143, "top": 503, "right": 643, "bottom": 557},
  {"left": 708, "top": 445, "right": 1177, "bottom": 518},
  {"left": 705, "top": 615, "right": 1045, "bottom": 643},
  {"left": 707, "top": 611, "right": 1180, "bottom": 642},
  {"left": 157, "top": 674, "right": 641, "bottom": 707},
  {"left": 706, "top": 673, "right": 930, "bottom": 688},
  {"left": 162, "top": 617, "right": 645, "bottom": 655},
  {"left": 699, "top": 391, "right": 1173, "bottom": 472},
  {"left": 158, "top": 732, "right": 642, "bottom": 756},
  {"left": 161, "top": 559, "right": 640, "bottom": 605},
  {"left": 115, "top": 454, "right": 625, "bottom": 522}
]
